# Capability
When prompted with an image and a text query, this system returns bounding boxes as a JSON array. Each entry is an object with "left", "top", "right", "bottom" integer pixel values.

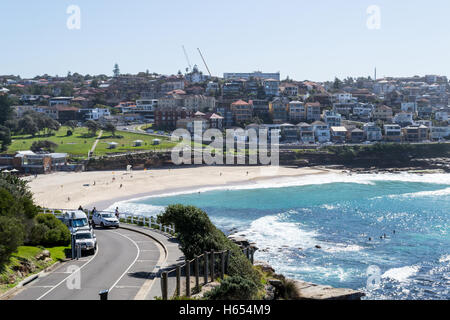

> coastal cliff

[{"left": 227, "top": 235, "right": 365, "bottom": 301}]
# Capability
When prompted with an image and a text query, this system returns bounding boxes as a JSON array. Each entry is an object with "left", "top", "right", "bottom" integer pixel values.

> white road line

[
  {"left": 36, "top": 245, "right": 100, "bottom": 300},
  {"left": 108, "top": 231, "right": 140, "bottom": 293}
]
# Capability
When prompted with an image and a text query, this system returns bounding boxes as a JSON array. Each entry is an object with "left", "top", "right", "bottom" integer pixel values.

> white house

[
  {"left": 323, "top": 110, "right": 342, "bottom": 128},
  {"left": 393, "top": 112, "right": 414, "bottom": 126},
  {"left": 430, "top": 127, "right": 450, "bottom": 140},
  {"left": 363, "top": 122, "right": 382, "bottom": 141},
  {"left": 289, "top": 101, "right": 305, "bottom": 123},
  {"left": 312, "top": 121, "right": 330, "bottom": 143}
]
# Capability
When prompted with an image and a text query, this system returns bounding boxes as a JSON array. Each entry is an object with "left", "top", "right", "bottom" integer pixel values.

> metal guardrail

[{"left": 40, "top": 208, "right": 176, "bottom": 235}]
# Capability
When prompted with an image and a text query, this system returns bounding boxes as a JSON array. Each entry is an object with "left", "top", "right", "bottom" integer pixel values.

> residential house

[
  {"left": 154, "top": 107, "right": 193, "bottom": 129},
  {"left": 280, "top": 123, "right": 298, "bottom": 142},
  {"left": 288, "top": 101, "right": 305, "bottom": 123},
  {"left": 312, "top": 121, "right": 330, "bottom": 143},
  {"left": 263, "top": 79, "right": 280, "bottom": 97},
  {"left": 393, "top": 112, "right": 415, "bottom": 127},
  {"left": 372, "top": 105, "right": 393, "bottom": 122},
  {"left": 348, "top": 128, "right": 364, "bottom": 143},
  {"left": 252, "top": 99, "right": 270, "bottom": 121},
  {"left": 430, "top": 127, "right": 450, "bottom": 140},
  {"left": 403, "top": 125, "right": 429, "bottom": 142},
  {"left": 330, "top": 126, "right": 348, "bottom": 143},
  {"left": 305, "top": 102, "right": 321, "bottom": 122},
  {"left": 363, "top": 123, "right": 382, "bottom": 141},
  {"left": 280, "top": 83, "right": 298, "bottom": 97},
  {"left": 384, "top": 124, "right": 402, "bottom": 142},
  {"left": 231, "top": 100, "right": 253, "bottom": 124},
  {"left": 269, "top": 99, "right": 288, "bottom": 124},
  {"left": 297, "top": 122, "right": 315, "bottom": 144},
  {"left": 323, "top": 110, "right": 342, "bottom": 128},
  {"left": 49, "top": 97, "right": 74, "bottom": 107}
]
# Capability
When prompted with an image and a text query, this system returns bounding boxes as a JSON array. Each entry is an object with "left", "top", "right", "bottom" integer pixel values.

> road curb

[{"left": 0, "top": 260, "right": 68, "bottom": 300}]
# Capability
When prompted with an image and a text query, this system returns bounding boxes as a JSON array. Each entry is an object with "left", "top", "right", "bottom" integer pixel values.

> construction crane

[
  {"left": 197, "top": 48, "right": 212, "bottom": 77},
  {"left": 182, "top": 45, "right": 192, "bottom": 73}
]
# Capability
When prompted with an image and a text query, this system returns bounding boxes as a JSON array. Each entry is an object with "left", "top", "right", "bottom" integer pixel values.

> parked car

[
  {"left": 75, "top": 230, "right": 97, "bottom": 254},
  {"left": 92, "top": 211, "right": 120, "bottom": 228}
]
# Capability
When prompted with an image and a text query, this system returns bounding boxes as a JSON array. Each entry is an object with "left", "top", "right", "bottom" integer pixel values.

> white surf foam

[
  {"left": 386, "top": 187, "right": 450, "bottom": 199},
  {"left": 382, "top": 266, "right": 420, "bottom": 282},
  {"left": 112, "top": 172, "right": 450, "bottom": 205}
]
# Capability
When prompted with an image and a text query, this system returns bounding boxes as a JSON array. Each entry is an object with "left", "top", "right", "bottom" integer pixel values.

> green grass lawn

[
  {"left": 6, "top": 126, "right": 97, "bottom": 158},
  {"left": 0, "top": 246, "right": 69, "bottom": 295},
  {"left": 4, "top": 126, "right": 177, "bottom": 159},
  {"left": 92, "top": 131, "right": 177, "bottom": 156}
]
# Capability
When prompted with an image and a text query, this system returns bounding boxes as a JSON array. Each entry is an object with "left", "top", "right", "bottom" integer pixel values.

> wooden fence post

[
  {"left": 176, "top": 266, "right": 181, "bottom": 297},
  {"left": 186, "top": 261, "right": 191, "bottom": 297},
  {"left": 195, "top": 256, "right": 199, "bottom": 290},
  {"left": 204, "top": 252, "right": 208, "bottom": 284},
  {"left": 210, "top": 250, "right": 215, "bottom": 282},
  {"left": 161, "top": 272, "right": 168, "bottom": 300},
  {"left": 220, "top": 251, "right": 225, "bottom": 279},
  {"left": 226, "top": 250, "right": 230, "bottom": 274}
]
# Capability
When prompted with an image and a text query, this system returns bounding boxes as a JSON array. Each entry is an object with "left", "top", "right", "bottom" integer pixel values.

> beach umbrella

[{"left": 10, "top": 169, "right": 19, "bottom": 173}]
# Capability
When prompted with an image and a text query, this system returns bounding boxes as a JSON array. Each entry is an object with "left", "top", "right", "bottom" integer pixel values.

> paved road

[{"left": 12, "top": 228, "right": 164, "bottom": 300}]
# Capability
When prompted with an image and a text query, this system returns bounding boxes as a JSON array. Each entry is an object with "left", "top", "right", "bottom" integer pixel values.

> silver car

[{"left": 92, "top": 212, "right": 120, "bottom": 229}]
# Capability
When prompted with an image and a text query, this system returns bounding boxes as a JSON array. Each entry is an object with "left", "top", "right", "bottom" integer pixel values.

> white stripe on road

[
  {"left": 107, "top": 231, "right": 140, "bottom": 293},
  {"left": 36, "top": 244, "right": 100, "bottom": 300}
]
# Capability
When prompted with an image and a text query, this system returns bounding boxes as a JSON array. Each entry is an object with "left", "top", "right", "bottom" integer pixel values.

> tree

[
  {"left": 0, "top": 95, "right": 13, "bottom": 125},
  {"left": 85, "top": 120, "right": 100, "bottom": 136},
  {"left": 103, "top": 122, "right": 116, "bottom": 137},
  {"left": 157, "top": 205, "right": 261, "bottom": 288},
  {"left": 333, "top": 77, "right": 343, "bottom": 90},
  {"left": 30, "top": 140, "right": 58, "bottom": 153},
  {"left": 65, "top": 120, "right": 78, "bottom": 131},
  {"left": 0, "top": 174, "right": 39, "bottom": 263},
  {"left": 0, "top": 126, "right": 11, "bottom": 152},
  {"left": 4, "top": 119, "right": 19, "bottom": 135},
  {"left": 18, "top": 115, "right": 39, "bottom": 137},
  {"left": 91, "top": 79, "right": 99, "bottom": 88}
]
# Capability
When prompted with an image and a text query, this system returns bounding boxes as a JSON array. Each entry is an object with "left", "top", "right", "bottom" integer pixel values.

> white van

[{"left": 62, "top": 210, "right": 92, "bottom": 234}]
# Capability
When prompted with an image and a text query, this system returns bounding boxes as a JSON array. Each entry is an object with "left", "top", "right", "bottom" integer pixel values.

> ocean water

[{"left": 108, "top": 173, "right": 450, "bottom": 300}]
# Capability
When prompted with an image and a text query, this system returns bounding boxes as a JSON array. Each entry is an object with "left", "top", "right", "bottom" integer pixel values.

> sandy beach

[{"left": 24, "top": 166, "right": 333, "bottom": 210}]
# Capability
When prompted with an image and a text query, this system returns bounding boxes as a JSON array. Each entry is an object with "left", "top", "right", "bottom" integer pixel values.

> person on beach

[{"left": 78, "top": 205, "right": 83, "bottom": 211}]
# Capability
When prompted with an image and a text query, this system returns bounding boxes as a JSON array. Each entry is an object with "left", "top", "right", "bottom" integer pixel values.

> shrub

[
  {"left": 157, "top": 205, "right": 261, "bottom": 294},
  {"left": 205, "top": 276, "right": 258, "bottom": 300},
  {"left": 29, "top": 214, "right": 71, "bottom": 247}
]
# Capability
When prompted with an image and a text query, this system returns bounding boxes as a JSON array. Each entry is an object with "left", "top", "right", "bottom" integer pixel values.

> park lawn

[
  {"left": 6, "top": 126, "right": 97, "bottom": 158},
  {"left": 0, "top": 246, "right": 69, "bottom": 295},
  {"left": 93, "top": 131, "right": 177, "bottom": 156}
]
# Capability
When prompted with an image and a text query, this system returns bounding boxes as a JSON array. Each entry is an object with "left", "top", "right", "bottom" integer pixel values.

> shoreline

[{"left": 25, "top": 166, "right": 332, "bottom": 210}]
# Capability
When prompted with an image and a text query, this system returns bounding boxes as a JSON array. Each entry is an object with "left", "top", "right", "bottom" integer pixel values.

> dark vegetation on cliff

[{"left": 157, "top": 204, "right": 262, "bottom": 299}]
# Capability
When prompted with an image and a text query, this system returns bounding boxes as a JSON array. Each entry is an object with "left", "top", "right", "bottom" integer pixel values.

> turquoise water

[{"left": 111, "top": 173, "right": 450, "bottom": 300}]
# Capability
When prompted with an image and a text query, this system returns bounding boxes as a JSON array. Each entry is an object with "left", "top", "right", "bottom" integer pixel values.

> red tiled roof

[{"left": 232, "top": 99, "right": 250, "bottom": 106}]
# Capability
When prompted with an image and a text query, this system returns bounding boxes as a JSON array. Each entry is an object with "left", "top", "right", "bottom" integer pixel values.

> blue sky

[{"left": 1, "top": 0, "right": 449, "bottom": 81}]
